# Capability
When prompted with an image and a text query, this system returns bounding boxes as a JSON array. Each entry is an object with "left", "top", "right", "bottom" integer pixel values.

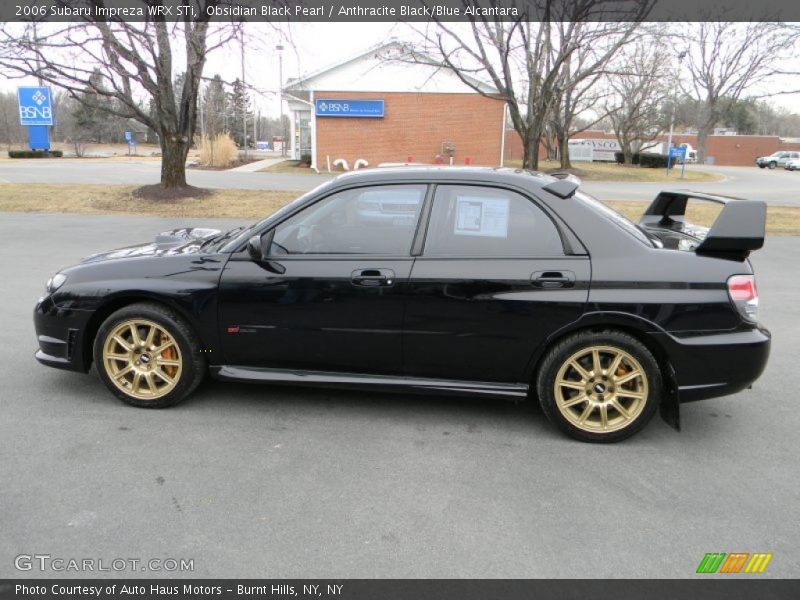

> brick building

[
  {"left": 283, "top": 41, "right": 507, "bottom": 172},
  {"left": 504, "top": 129, "right": 800, "bottom": 167}
]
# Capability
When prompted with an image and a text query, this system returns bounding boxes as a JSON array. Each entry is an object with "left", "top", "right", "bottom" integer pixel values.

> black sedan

[{"left": 33, "top": 167, "right": 770, "bottom": 442}]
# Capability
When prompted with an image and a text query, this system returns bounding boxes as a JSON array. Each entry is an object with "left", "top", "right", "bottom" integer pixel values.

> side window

[
  {"left": 271, "top": 185, "right": 426, "bottom": 255},
  {"left": 423, "top": 185, "right": 564, "bottom": 257}
]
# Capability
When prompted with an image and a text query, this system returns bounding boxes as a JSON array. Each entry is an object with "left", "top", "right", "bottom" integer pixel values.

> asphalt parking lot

[{"left": 1, "top": 212, "right": 799, "bottom": 578}]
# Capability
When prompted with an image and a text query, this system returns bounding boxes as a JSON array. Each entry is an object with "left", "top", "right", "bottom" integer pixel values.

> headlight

[{"left": 46, "top": 272, "right": 67, "bottom": 294}]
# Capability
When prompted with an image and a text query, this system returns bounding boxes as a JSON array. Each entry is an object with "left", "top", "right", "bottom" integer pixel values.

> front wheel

[
  {"left": 93, "top": 303, "right": 206, "bottom": 408},
  {"left": 768, "top": 162, "right": 777, "bottom": 169},
  {"left": 536, "top": 331, "right": 661, "bottom": 443}
]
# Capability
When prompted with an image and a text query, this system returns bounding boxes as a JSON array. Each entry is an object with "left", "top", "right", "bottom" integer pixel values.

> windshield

[{"left": 574, "top": 191, "right": 655, "bottom": 247}]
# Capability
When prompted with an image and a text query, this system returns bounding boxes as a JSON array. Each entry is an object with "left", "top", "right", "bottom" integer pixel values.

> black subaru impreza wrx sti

[{"left": 33, "top": 167, "right": 770, "bottom": 442}]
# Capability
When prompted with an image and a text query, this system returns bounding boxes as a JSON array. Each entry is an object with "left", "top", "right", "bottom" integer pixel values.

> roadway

[{"left": 1, "top": 160, "right": 799, "bottom": 205}]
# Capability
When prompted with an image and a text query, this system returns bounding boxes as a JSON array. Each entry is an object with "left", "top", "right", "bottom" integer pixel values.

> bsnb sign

[
  {"left": 315, "top": 99, "right": 384, "bottom": 118},
  {"left": 18, "top": 87, "right": 54, "bottom": 126}
]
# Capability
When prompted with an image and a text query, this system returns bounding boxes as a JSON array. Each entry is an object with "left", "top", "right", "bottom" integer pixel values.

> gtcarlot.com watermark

[{"left": 15, "top": 554, "right": 194, "bottom": 573}]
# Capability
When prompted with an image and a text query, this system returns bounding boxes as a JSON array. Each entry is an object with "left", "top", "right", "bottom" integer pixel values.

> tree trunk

[
  {"left": 696, "top": 127, "right": 709, "bottom": 164},
  {"left": 622, "top": 140, "right": 633, "bottom": 165},
  {"left": 160, "top": 135, "right": 190, "bottom": 188},
  {"left": 558, "top": 135, "right": 571, "bottom": 169},
  {"left": 522, "top": 133, "right": 535, "bottom": 170}
]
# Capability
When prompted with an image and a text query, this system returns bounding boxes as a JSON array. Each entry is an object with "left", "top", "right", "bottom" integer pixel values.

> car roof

[{"left": 330, "top": 166, "right": 560, "bottom": 189}]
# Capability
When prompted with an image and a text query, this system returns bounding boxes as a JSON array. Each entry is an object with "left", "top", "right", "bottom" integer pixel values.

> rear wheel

[
  {"left": 93, "top": 303, "right": 205, "bottom": 408},
  {"left": 537, "top": 331, "right": 661, "bottom": 443}
]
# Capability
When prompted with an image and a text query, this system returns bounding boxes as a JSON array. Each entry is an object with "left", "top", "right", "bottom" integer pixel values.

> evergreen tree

[
  {"left": 202, "top": 74, "right": 228, "bottom": 138},
  {"left": 228, "top": 78, "right": 253, "bottom": 147}
]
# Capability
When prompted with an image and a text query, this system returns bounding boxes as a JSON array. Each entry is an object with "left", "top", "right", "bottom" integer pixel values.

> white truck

[{"left": 567, "top": 138, "right": 698, "bottom": 163}]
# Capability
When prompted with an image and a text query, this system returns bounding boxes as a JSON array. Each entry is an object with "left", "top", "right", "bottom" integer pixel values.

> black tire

[
  {"left": 768, "top": 162, "right": 777, "bottom": 169},
  {"left": 758, "top": 165, "right": 765, "bottom": 169},
  {"left": 536, "top": 330, "right": 662, "bottom": 443},
  {"left": 93, "top": 302, "right": 206, "bottom": 408}
]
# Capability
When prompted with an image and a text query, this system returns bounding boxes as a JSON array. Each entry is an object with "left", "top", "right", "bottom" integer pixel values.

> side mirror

[
  {"left": 247, "top": 230, "right": 275, "bottom": 261},
  {"left": 247, "top": 230, "right": 285, "bottom": 274},
  {"left": 247, "top": 235, "right": 263, "bottom": 262}
]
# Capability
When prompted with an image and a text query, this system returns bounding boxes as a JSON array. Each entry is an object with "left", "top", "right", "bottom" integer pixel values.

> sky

[
  {"left": 4, "top": 22, "right": 800, "bottom": 120},
  {"left": 227, "top": 22, "right": 403, "bottom": 118},
  {"left": 195, "top": 22, "right": 800, "bottom": 119}
]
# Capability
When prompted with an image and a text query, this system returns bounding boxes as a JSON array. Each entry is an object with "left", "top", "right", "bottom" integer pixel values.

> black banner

[
  {"left": 3, "top": 0, "right": 800, "bottom": 22},
  {"left": 3, "top": 580, "right": 800, "bottom": 600}
]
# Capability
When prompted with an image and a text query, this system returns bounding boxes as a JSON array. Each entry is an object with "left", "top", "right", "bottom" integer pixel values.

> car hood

[{"left": 81, "top": 227, "right": 222, "bottom": 263}]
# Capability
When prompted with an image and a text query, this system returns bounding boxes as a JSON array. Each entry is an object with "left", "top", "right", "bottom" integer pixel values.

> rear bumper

[
  {"left": 652, "top": 325, "right": 771, "bottom": 403},
  {"left": 33, "top": 295, "right": 93, "bottom": 372}
]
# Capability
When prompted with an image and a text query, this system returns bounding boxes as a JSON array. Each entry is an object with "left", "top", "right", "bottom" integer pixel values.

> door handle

[
  {"left": 531, "top": 270, "right": 575, "bottom": 288},
  {"left": 351, "top": 268, "right": 395, "bottom": 287}
]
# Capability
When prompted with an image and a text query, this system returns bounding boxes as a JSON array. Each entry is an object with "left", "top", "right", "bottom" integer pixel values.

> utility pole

[
  {"left": 276, "top": 44, "right": 285, "bottom": 156},
  {"left": 240, "top": 27, "right": 248, "bottom": 159},
  {"left": 32, "top": 21, "right": 43, "bottom": 85},
  {"left": 254, "top": 108, "right": 259, "bottom": 148},
  {"left": 665, "top": 51, "right": 687, "bottom": 176}
]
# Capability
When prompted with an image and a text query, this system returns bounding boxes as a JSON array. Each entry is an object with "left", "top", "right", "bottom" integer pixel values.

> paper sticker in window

[{"left": 454, "top": 196, "right": 509, "bottom": 238}]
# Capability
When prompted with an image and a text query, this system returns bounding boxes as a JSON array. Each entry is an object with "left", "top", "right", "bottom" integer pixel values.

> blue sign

[
  {"left": 669, "top": 146, "right": 687, "bottom": 159},
  {"left": 28, "top": 125, "right": 50, "bottom": 151},
  {"left": 315, "top": 99, "right": 384, "bottom": 118},
  {"left": 124, "top": 131, "right": 135, "bottom": 146},
  {"left": 18, "top": 86, "right": 54, "bottom": 126}
]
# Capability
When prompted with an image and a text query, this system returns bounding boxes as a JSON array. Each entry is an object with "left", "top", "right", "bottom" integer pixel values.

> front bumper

[
  {"left": 33, "top": 295, "right": 94, "bottom": 372},
  {"left": 652, "top": 325, "right": 771, "bottom": 403}
]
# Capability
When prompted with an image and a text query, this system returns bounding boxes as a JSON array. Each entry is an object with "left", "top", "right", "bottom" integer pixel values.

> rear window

[{"left": 574, "top": 191, "right": 654, "bottom": 247}]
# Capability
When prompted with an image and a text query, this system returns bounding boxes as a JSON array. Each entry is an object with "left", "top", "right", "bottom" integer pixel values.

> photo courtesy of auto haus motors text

[
  {"left": 1, "top": 0, "right": 799, "bottom": 599},
  {"left": 14, "top": 584, "right": 343, "bottom": 598}
]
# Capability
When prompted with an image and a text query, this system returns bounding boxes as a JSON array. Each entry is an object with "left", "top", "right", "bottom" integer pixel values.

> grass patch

[
  {"left": 505, "top": 160, "right": 723, "bottom": 183},
  {"left": 259, "top": 159, "right": 316, "bottom": 174},
  {"left": 0, "top": 183, "right": 798, "bottom": 235},
  {"left": 0, "top": 184, "right": 297, "bottom": 220},
  {"left": 605, "top": 201, "right": 800, "bottom": 236}
]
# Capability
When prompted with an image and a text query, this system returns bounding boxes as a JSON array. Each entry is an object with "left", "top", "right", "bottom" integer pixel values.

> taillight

[{"left": 727, "top": 274, "right": 758, "bottom": 322}]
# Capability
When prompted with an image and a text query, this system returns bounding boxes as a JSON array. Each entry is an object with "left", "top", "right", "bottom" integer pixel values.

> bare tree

[
  {"left": 409, "top": 0, "right": 655, "bottom": 169},
  {"left": 681, "top": 22, "right": 796, "bottom": 163},
  {"left": 0, "top": 2, "right": 241, "bottom": 190},
  {"left": 606, "top": 39, "right": 672, "bottom": 164},
  {"left": 0, "top": 92, "right": 26, "bottom": 149},
  {"left": 548, "top": 32, "right": 620, "bottom": 169}
]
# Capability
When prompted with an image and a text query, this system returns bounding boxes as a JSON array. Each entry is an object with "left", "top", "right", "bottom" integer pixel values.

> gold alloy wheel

[
  {"left": 102, "top": 319, "right": 182, "bottom": 400},
  {"left": 554, "top": 345, "right": 648, "bottom": 433}
]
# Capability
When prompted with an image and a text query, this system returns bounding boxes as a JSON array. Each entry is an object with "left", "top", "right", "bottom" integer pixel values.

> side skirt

[{"left": 210, "top": 365, "right": 529, "bottom": 400}]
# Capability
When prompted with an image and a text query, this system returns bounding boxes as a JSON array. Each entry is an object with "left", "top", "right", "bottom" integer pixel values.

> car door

[
  {"left": 217, "top": 184, "right": 428, "bottom": 375},
  {"left": 403, "top": 184, "right": 590, "bottom": 383}
]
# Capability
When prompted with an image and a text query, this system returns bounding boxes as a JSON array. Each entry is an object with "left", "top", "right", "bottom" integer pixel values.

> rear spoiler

[{"left": 639, "top": 191, "right": 766, "bottom": 260}]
